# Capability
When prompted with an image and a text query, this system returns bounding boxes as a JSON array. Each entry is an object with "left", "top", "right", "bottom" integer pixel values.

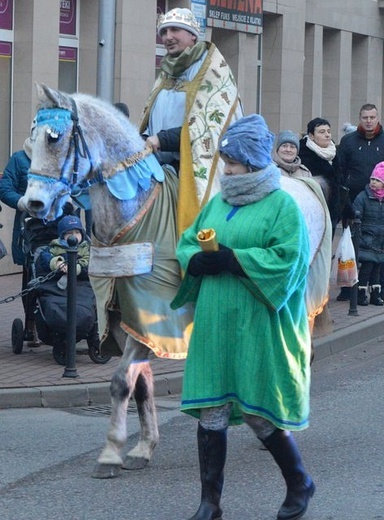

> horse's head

[
  {"left": 23, "top": 84, "right": 87, "bottom": 220},
  {"left": 24, "top": 83, "right": 145, "bottom": 221}
]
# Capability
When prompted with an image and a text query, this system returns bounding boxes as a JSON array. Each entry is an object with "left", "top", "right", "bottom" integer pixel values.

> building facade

[{"left": 0, "top": 0, "right": 383, "bottom": 275}]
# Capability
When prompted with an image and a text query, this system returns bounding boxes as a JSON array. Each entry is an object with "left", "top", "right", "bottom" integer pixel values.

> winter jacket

[
  {"left": 338, "top": 127, "right": 384, "bottom": 203},
  {"left": 353, "top": 185, "right": 384, "bottom": 263},
  {"left": 299, "top": 138, "right": 342, "bottom": 229},
  {"left": 35, "top": 238, "right": 90, "bottom": 280},
  {"left": 0, "top": 150, "right": 30, "bottom": 265}
]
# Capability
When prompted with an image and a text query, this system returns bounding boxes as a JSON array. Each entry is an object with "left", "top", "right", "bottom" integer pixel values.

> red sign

[
  {"left": 0, "top": 41, "right": 12, "bottom": 57},
  {"left": 206, "top": 0, "right": 263, "bottom": 34},
  {"left": 59, "top": 46, "right": 77, "bottom": 62},
  {"left": 0, "top": 0, "right": 13, "bottom": 30},
  {"left": 60, "top": 0, "right": 77, "bottom": 36}
]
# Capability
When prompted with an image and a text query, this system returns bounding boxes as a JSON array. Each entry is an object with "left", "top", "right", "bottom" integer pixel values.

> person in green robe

[{"left": 171, "top": 114, "right": 315, "bottom": 520}]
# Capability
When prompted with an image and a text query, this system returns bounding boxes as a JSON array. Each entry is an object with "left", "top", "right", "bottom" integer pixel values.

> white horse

[{"left": 23, "top": 83, "right": 332, "bottom": 479}]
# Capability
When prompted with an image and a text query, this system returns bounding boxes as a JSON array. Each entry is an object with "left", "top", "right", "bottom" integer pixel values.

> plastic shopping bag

[{"left": 330, "top": 226, "right": 358, "bottom": 287}]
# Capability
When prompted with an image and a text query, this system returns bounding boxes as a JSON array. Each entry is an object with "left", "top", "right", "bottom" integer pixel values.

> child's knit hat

[
  {"left": 371, "top": 162, "right": 384, "bottom": 183},
  {"left": 58, "top": 215, "right": 84, "bottom": 240}
]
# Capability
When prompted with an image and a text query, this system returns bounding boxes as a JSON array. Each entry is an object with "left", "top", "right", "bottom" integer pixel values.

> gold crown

[{"left": 157, "top": 8, "right": 200, "bottom": 38}]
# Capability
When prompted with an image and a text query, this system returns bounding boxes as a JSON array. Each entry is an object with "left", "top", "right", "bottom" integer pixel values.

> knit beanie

[
  {"left": 371, "top": 162, "right": 384, "bottom": 183},
  {"left": 58, "top": 215, "right": 84, "bottom": 240},
  {"left": 157, "top": 8, "right": 200, "bottom": 39},
  {"left": 275, "top": 130, "right": 299, "bottom": 152},
  {"left": 219, "top": 114, "right": 274, "bottom": 170},
  {"left": 341, "top": 122, "right": 357, "bottom": 135}
]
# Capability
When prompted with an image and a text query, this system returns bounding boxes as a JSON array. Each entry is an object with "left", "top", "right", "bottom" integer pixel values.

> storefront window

[
  {"left": 59, "top": 46, "right": 77, "bottom": 93},
  {"left": 156, "top": 0, "right": 166, "bottom": 73},
  {"left": 59, "top": 0, "right": 78, "bottom": 92},
  {"left": 0, "top": 0, "right": 13, "bottom": 166},
  {"left": 0, "top": 41, "right": 11, "bottom": 167}
]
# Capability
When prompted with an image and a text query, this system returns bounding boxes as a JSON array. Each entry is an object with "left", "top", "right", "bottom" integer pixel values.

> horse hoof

[
  {"left": 122, "top": 456, "right": 150, "bottom": 470},
  {"left": 91, "top": 463, "right": 121, "bottom": 479}
]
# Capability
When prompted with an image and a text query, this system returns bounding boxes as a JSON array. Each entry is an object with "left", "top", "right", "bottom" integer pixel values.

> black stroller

[{"left": 11, "top": 215, "right": 111, "bottom": 366}]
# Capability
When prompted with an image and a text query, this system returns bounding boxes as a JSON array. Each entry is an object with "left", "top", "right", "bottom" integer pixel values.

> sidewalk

[{"left": 1, "top": 272, "right": 383, "bottom": 409}]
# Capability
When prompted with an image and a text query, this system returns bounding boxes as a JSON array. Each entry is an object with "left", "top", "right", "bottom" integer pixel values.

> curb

[
  {"left": 313, "top": 313, "right": 384, "bottom": 361},
  {"left": 1, "top": 313, "right": 383, "bottom": 409}
]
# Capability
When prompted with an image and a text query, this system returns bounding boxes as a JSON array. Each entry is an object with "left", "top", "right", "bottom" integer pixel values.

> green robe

[{"left": 171, "top": 189, "right": 311, "bottom": 430}]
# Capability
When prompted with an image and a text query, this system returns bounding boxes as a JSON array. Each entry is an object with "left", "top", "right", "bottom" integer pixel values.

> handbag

[{"left": 330, "top": 226, "right": 358, "bottom": 287}]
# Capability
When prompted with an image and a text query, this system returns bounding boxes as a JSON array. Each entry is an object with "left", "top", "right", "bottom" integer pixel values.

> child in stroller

[{"left": 12, "top": 214, "right": 110, "bottom": 366}]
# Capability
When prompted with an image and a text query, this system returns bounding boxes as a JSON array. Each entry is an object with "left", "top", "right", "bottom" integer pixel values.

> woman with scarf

[
  {"left": 273, "top": 130, "right": 311, "bottom": 179},
  {"left": 171, "top": 114, "right": 315, "bottom": 520},
  {"left": 353, "top": 162, "right": 384, "bottom": 306},
  {"left": 299, "top": 117, "right": 345, "bottom": 238}
]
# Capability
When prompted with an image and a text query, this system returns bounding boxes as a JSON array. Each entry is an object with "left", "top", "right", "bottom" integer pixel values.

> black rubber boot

[
  {"left": 357, "top": 287, "right": 369, "bottom": 306},
  {"left": 336, "top": 286, "right": 350, "bottom": 301},
  {"left": 370, "top": 285, "right": 384, "bottom": 306},
  {"left": 188, "top": 424, "right": 227, "bottom": 520},
  {"left": 262, "top": 429, "right": 315, "bottom": 520}
]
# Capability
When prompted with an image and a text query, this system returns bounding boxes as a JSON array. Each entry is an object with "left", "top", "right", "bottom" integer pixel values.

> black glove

[
  {"left": 187, "top": 244, "right": 246, "bottom": 277},
  {"left": 341, "top": 195, "right": 355, "bottom": 229}
]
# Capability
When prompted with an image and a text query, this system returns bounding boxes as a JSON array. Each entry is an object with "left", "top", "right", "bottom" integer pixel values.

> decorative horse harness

[{"left": 30, "top": 98, "right": 160, "bottom": 210}]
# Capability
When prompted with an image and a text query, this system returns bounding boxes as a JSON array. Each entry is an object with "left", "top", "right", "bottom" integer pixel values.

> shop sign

[
  {"left": 60, "top": 0, "right": 76, "bottom": 36},
  {"left": 0, "top": 41, "right": 11, "bottom": 57},
  {"left": 0, "top": 0, "right": 13, "bottom": 30},
  {"left": 206, "top": 0, "right": 263, "bottom": 34},
  {"left": 191, "top": 0, "right": 207, "bottom": 40},
  {"left": 59, "top": 46, "right": 77, "bottom": 62}
]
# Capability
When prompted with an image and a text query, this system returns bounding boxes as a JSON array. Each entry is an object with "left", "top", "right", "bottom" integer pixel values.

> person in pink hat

[{"left": 353, "top": 161, "right": 384, "bottom": 306}]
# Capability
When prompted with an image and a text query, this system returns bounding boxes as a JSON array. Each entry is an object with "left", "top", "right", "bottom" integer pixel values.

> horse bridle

[
  {"left": 66, "top": 98, "right": 105, "bottom": 202},
  {"left": 31, "top": 98, "right": 104, "bottom": 199}
]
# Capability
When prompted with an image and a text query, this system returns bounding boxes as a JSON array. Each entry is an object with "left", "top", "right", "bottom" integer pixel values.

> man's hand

[{"left": 146, "top": 135, "right": 161, "bottom": 152}]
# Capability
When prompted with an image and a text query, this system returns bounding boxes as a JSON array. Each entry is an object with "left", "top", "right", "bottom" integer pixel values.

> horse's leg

[
  {"left": 122, "top": 361, "right": 159, "bottom": 470},
  {"left": 92, "top": 312, "right": 148, "bottom": 479}
]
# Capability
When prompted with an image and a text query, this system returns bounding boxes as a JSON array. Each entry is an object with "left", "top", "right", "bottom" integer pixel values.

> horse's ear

[{"left": 35, "top": 82, "right": 72, "bottom": 110}]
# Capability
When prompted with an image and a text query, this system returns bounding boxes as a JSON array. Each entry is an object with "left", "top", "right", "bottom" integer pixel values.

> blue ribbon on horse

[
  {"left": 36, "top": 108, "right": 72, "bottom": 135},
  {"left": 35, "top": 106, "right": 165, "bottom": 203},
  {"left": 105, "top": 153, "right": 165, "bottom": 201}
]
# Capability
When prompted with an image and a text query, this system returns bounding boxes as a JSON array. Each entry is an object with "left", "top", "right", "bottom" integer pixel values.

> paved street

[
  {"left": 0, "top": 338, "right": 384, "bottom": 519},
  {"left": 1, "top": 268, "right": 384, "bottom": 409}
]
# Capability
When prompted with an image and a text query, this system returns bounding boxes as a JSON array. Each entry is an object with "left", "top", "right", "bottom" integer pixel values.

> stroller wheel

[
  {"left": 87, "top": 336, "right": 111, "bottom": 365},
  {"left": 12, "top": 319, "right": 24, "bottom": 354},
  {"left": 52, "top": 341, "right": 66, "bottom": 366}
]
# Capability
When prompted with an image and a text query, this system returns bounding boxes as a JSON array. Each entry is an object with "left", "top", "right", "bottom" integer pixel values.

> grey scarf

[
  {"left": 220, "top": 163, "right": 281, "bottom": 206},
  {"left": 273, "top": 149, "right": 302, "bottom": 175}
]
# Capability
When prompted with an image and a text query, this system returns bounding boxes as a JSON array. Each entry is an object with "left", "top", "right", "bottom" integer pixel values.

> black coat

[
  {"left": 337, "top": 127, "right": 384, "bottom": 203},
  {"left": 299, "top": 138, "right": 342, "bottom": 228}
]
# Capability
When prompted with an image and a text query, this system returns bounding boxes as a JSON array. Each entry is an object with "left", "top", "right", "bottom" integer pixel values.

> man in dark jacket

[
  {"left": 337, "top": 103, "right": 384, "bottom": 300},
  {"left": 0, "top": 145, "right": 31, "bottom": 266},
  {"left": 338, "top": 103, "right": 384, "bottom": 202},
  {"left": 0, "top": 138, "right": 39, "bottom": 343}
]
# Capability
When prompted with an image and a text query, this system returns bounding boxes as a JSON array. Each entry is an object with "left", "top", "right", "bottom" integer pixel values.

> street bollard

[
  {"left": 63, "top": 235, "right": 79, "bottom": 378},
  {"left": 348, "top": 214, "right": 361, "bottom": 316}
]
